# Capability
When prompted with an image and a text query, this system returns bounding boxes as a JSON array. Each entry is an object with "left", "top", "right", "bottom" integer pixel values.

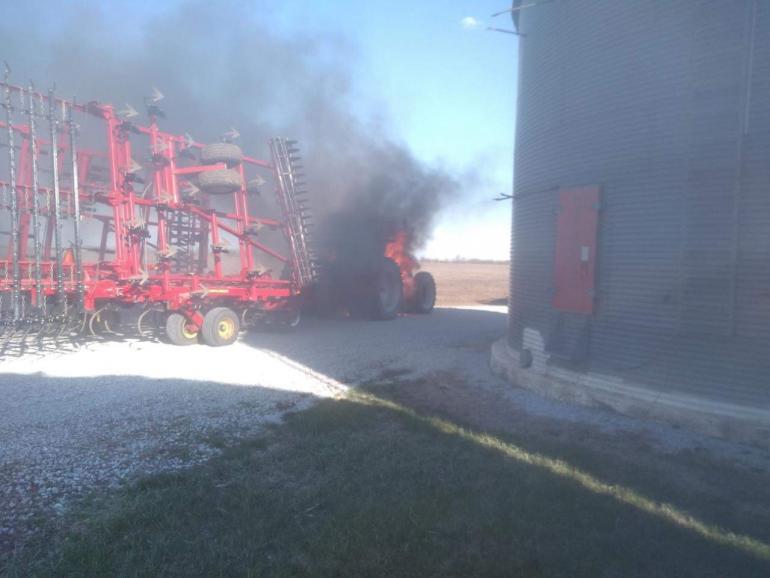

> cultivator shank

[{"left": 0, "top": 72, "right": 315, "bottom": 351}]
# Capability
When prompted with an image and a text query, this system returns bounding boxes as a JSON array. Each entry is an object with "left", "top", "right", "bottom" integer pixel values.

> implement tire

[
  {"left": 165, "top": 312, "right": 199, "bottom": 346},
  {"left": 201, "top": 307, "right": 240, "bottom": 347},
  {"left": 200, "top": 143, "right": 242, "bottom": 167},
  {"left": 198, "top": 168, "right": 243, "bottom": 195},
  {"left": 410, "top": 271, "right": 436, "bottom": 314}
]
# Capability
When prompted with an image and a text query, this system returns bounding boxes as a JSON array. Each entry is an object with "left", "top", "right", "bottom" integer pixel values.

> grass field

[{"left": 7, "top": 379, "right": 769, "bottom": 577}]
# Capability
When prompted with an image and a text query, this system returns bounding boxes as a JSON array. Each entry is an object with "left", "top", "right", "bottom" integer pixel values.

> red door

[{"left": 553, "top": 186, "right": 600, "bottom": 314}]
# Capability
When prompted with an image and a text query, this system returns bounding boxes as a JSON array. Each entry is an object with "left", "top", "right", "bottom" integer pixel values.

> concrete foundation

[{"left": 491, "top": 336, "right": 770, "bottom": 450}]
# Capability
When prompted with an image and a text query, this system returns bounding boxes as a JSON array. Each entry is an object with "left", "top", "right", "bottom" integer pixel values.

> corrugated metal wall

[{"left": 509, "top": 0, "right": 770, "bottom": 407}]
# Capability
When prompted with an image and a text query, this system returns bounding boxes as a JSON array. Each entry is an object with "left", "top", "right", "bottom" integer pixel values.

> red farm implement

[{"left": 0, "top": 69, "right": 316, "bottom": 350}]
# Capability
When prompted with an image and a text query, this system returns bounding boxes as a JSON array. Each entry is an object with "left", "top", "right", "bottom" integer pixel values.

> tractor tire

[
  {"left": 198, "top": 168, "right": 243, "bottom": 195},
  {"left": 200, "top": 143, "right": 243, "bottom": 167},
  {"left": 165, "top": 312, "right": 199, "bottom": 346},
  {"left": 201, "top": 307, "right": 240, "bottom": 346},
  {"left": 410, "top": 271, "right": 436, "bottom": 314},
  {"left": 370, "top": 257, "right": 403, "bottom": 321}
]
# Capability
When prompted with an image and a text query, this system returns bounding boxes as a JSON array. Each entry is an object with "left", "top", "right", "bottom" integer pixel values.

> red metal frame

[{"left": 0, "top": 83, "right": 306, "bottom": 326}]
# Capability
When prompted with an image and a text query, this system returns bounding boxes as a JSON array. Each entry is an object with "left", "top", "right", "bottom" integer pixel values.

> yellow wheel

[
  {"left": 183, "top": 322, "right": 199, "bottom": 340},
  {"left": 216, "top": 317, "right": 235, "bottom": 341},
  {"left": 165, "top": 312, "right": 199, "bottom": 346},
  {"left": 201, "top": 307, "right": 240, "bottom": 347}
]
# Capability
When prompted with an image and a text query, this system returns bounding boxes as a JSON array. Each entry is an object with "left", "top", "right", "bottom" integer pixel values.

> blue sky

[
  {"left": 107, "top": 0, "right": 518, "bottom": 259},
  {"left": 271, "top": 1, "right": 519, "bottom": 260}
]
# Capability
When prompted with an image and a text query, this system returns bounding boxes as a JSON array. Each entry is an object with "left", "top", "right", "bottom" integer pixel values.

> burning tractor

[
  {"left": 0, "top": 69, "right": 316, "bottom": 348},
  {"left": 310, "top": 230, "right": 436, "bottom": 321},
  {"left": 381, "top": 230, "right": 437, "bottom": 318}
]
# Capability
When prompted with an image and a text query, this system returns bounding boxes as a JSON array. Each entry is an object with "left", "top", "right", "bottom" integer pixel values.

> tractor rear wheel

[
  {"left": 370, "top": 257, "right": 403, "bottom": 321},
  {"left": 410, "top": 271, "right": 436, "bottom": 314},
  {"left": 165, "top": 312, "right": 199, "bottom": 346},
  {"left": 201, "top": 307, "right": 240, "bottom": 347},
  {"left": 198, "top": 168, "right": 243, "bottom": 195},
  {"left": 200, "top": 143, "right": 243, "bottom": 167}
]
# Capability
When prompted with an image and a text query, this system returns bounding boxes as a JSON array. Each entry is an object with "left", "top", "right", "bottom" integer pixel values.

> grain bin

[{"left": 492, "top": 0, "right": 770, "bottom": 445}]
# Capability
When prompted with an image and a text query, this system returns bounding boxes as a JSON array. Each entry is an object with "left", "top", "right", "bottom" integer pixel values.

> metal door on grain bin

[{"left": 553, "top": 186, "right": 600, "bottom": 315}]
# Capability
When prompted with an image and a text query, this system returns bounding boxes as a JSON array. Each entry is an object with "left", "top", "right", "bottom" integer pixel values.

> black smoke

[{"left": 0, "top": 0, "right": 458, "bottom": 270}]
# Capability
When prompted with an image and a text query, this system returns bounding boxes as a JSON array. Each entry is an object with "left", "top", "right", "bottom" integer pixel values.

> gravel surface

[
  {"left": 2, "top": 304, "right": 768, "bottom": 557},
  {"left": 0, "top": 328, "right": 350, "bottom": 555},
  {"left": 0, "top": 306, "right": 504, "bottom": 555}
]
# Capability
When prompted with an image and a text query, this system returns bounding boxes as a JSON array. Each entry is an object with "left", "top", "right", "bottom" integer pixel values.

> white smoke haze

[{"left": 0, "top": 0, "right": 463, "bottom": 268}]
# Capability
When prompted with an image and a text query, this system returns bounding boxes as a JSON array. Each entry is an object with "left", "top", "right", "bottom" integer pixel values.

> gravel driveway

[
  {"left": 0, "top": 306, "right": 506, "bottom": 555},
  {"left": 4, "top": 304, "right": 767, "bottom": 558}
]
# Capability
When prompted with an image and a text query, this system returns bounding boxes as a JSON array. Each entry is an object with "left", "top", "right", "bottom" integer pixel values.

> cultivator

[{"left": 0, "top": 69, "right": 316, "bottom": 351}]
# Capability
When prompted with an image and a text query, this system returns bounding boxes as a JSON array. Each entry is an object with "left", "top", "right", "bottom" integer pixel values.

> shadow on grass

[{"left": 6, "top": 385, "right": 769, "bottom": 578}]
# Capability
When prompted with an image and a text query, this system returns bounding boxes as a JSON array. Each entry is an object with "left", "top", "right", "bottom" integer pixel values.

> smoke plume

[{"left": 0, "top": 0, "right": 458, "bottom": 270}]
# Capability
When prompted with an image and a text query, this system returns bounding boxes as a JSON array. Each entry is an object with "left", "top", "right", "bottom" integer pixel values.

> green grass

[{"left": 5, "top": 387, "right": 769, "bottom": 577}]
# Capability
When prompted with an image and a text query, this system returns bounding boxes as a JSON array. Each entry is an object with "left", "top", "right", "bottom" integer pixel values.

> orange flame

[{"left": 385, "top": 230, "right": 419, "bottom": 299}]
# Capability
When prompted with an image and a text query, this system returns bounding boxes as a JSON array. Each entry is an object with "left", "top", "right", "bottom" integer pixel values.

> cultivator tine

[
  {"left": 26, "top": 83, "right": 44, "bottom": 316},
  {"left": 37, "top": 317, "right": 59, "bottom": 351},
  {"left": 88, "top": 307, "right": 122, "bottom": 339},
  {"left": 270, "top": 137, "right": 317, "bottom": 289},
  {"left": 13, "top": 321, "right": 35, "bottom": 354},
  {"left": 0, "top": 327, "right": 16, "bottom": 356},
  {"left": 3, "top": 65, "right": 21, "bottom": 323},
  {"left": 47, "top": 87, "right": 65, "bottom": 309},
  {"left": 66, "top": 100, "right": 84, "bottom": 313},
  {"left": 137, "top": 306, "right": 163, "bottom": 340}
]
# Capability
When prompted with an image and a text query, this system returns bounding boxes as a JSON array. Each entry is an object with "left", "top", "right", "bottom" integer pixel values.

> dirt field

[{"left": 421, "top": 261, "right": 509, "bottom": 306}]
